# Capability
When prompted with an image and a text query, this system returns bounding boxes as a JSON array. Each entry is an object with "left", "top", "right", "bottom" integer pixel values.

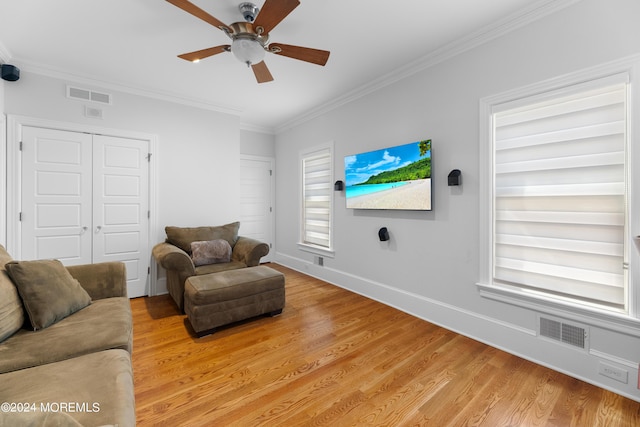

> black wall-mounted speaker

[
  {"left": 378, "top": 227, "right": 389, "bottom": 242},
  {"left": 1, "top": 64, "right": 20, "bottom": 82},
  {"left": 448, "top": 169, "right": 462, "bottom": 186}
]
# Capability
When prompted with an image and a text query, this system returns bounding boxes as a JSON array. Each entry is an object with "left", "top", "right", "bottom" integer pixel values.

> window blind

[
  {"left": 302, "top": 148, "right": 332, "bottom": 248},
  {"left": 493, "top": 82, "right": 627, "bottom": 310}
]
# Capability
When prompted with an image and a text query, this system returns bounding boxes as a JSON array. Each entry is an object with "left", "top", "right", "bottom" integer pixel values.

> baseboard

[{"left": 274, "top": 252, "right": 640, "bottom": 402}]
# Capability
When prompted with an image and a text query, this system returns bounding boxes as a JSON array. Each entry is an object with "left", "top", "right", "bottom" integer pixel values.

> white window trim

[
  {"left": 298, "top": 141, "right": 335, "bottom": 258},
  {"left": 478, "top": 55, "right": 640, "bottom": 331}
]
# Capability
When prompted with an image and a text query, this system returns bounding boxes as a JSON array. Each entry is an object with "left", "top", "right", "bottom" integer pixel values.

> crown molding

[
  {"left": 239, "top": 121, "right": 276, "bottom": 135},
  {"left": 274, "top": 0, "right": 582, "bottom": 134},
  {"left": 9, "top": 56, "right": 265, "bottom": 127},
  {"left": 1, "top": 0, "right": 581, "bottom": 132},
  {"left": 14, "top": 59, "right": 244, "bottom": 117}
]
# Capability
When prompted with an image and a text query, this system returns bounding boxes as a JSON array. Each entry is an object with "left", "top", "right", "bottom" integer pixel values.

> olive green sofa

[
  {"left": 152, "top": 221, "right": 269, "bottom": 311},
  {"left": 0, "top": 245, "right": 135, "bottom": 426}
]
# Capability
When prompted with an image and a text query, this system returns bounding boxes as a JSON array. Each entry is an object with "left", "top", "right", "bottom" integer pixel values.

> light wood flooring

[{"left": 132, "top": 263, "right": 640, "bottom": 426}]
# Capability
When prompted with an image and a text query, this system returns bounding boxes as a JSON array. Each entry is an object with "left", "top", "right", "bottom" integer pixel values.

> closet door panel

[
  {"left": 93, "top": 135, "right": 149, "bottom": 298},
  {"left": 21, "top": 127, "right": 92, "bottom": 264}
]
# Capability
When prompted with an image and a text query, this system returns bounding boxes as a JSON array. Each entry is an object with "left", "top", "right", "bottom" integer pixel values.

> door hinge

[
  {"left": 269, "top": 169, "right": 272, "bottom": 176},
  {"left": 270, "top": 243, "right": 273, "bottom": 248},
  {"left": 19, "top": 141, "right": 23, "bottom": 151},
  {"left": 270, "top": 206, "right": 272, "bottom": 213},
  {"left": 148, "top": 210, "right": 151, "bottom": 219},
  {"left": 147, "top": 153, "right": 152, "bottom": 162},
  {"left": 19, "top": 212, "right": 22, "bottom": 221},
  {"left": 148, "top": 267, "right": 151, "bottom": 275}
]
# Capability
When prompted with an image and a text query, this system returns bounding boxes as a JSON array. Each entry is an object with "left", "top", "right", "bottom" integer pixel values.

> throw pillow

[
  {"left": 191, "top": 239, "right": 232, "bottom": 266},
  {"left": 5, "top": 259, "right": 92, "bottom": 330},
  {"left": 165, "top": 221, "right": 240, "bottom": 253}
]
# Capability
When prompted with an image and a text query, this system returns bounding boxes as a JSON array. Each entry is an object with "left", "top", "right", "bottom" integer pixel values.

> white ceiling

[{"left": 0, "top": 0, "right": 571, "bottom": 133}]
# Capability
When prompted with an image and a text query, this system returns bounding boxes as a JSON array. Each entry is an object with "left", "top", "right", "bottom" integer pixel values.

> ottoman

[{"left": 184, "top": 265, "right": 285, "bottom": 337}]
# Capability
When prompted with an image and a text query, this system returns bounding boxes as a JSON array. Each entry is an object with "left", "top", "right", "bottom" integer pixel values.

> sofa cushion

[
  {"left": 5, "top": 259, "right": 92, "bottom": 330},
  {"left": 0, "top": 349, "right": 135, "bottom": 427},
  {"left": 0, "top": 273, "right": 24, "bottom": 344},
  {"left": 0, "top": 248, "right": 23, "bottom": 343},
  {"left": 0, "top": 297, "right": 132, "bottom": 374},
  {"left": 195, "top": 260, "right": 247, "bottom": 276},
  {"left": 165, "top": 221, "right": 240, "bottom": 253},
  {"left": 191, "top": 239, "right": 232, "bottom": 266}
]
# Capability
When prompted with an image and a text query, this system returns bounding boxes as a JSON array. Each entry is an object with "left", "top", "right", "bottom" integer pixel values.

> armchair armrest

[
  {"left": 152, "top": 242, "right": 196, "bottom": 276},
  {"left": 66, "top": 262, "right": 127, "bottom": 300},
  {"left": 232, "top": 236, "right": 269, "bottom": 266}
]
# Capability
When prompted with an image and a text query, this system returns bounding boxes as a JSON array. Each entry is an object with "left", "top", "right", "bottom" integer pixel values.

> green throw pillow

[{"left": 5, "top": 259, "right": 92, "bottom": 330}]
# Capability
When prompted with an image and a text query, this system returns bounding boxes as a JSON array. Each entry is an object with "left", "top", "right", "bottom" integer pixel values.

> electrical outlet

[{"left": 598, "top": 362, "right": 628, "bottom": 384}]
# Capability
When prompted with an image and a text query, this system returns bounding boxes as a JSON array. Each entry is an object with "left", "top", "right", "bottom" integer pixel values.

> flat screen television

[{"left": 344, "top": 139, "right": 432, "bottom": 211}]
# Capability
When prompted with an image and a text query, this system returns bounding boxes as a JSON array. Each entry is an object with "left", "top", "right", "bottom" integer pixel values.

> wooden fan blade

[
  {"left": 166, "top": 0, "right": 229, "bottom": 31},
  {"left": 251, "top": 61, "right": 274, "bottom": 83},
  {"left": 178, "top": 45, "right": 230, "bottom": 62},
  {"left": 269, "top": 43, "right": 330, "bottom": 66},
  {"left": 253, "top": 0, "right": 300, "bottom": 34}
]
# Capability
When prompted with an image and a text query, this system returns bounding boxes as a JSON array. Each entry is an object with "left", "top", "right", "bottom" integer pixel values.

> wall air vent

[
  {"left": 67, "top": 85, "right": 112, "bottom": 105},
  {"left": 539, "top": 315, "right": 588, "bottom": 350}
]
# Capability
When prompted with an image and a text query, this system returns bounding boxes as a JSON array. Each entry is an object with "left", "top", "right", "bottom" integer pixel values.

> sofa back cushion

[
  {"left": 165, "top": 221, "right": 240, "bottom": 253},
  {"left": 0, "top": 245, "right": 24, "bottom": 343},
  {"left": 5, "top": 259, "right": 92, "bottom": 330}
]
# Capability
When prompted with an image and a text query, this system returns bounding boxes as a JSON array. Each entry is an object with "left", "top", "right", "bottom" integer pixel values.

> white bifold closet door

[{"left": 20, "top": 126, "right": 150, "bottom": 298}]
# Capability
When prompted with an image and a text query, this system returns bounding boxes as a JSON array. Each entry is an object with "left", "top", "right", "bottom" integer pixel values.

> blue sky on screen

[{"left": 344, "top": 141, "right": 427, "bottom": 186}]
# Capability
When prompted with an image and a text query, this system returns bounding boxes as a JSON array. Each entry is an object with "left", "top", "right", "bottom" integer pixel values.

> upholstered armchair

[{"left": 152, "top": 222, "right": 269, "bottom": 311}]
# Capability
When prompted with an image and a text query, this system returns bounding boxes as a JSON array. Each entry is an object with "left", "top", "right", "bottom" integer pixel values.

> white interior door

[
  {"left": 20, "top": 126, "right": 150, "bottom": 298},
  {"left": 93, "top": 135, "right": 149, "bottom": 297},
  {"left": 240, "top": 156, "right": 274, "bottom": 262},
  {"left": 21, "top": 126, "right": 93, "bottom": 265}
]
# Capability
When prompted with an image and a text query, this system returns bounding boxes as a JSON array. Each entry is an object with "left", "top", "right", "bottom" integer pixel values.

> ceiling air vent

[
  {"left": 539, "top": 315, "right": 588, "bottom": 350},
  {"left": 66, "top": 85, "right": 112, "bottom": 105}
]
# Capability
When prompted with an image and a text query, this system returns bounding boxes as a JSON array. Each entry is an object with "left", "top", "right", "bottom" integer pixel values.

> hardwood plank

[{"left": 132, "top": 263, "right": 640, "bottom": 426}]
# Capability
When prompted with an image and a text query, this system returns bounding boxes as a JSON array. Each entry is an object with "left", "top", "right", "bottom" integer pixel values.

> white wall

[
  {"left": 3, "top": 72, "right": 243, "bottom": 235},
  {"left": 0, "top": 79, "right": 5, "bottom": 246},
  {"left": 274, "top": 0, "right": 640, "bottom": 401},
  {"left": 240, "top": 129, "right": 275, "bottom": 157},
  {"left": 0, "top": 79, "right": 5, "bottom": 111}
]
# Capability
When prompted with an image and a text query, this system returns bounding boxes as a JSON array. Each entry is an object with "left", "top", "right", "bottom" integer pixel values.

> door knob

[
  {"left": 95, "top": 225, "right": 102, "bottom": 233},
  {"left": 80, "top": 226, "right": 88, "bottom": 235}
]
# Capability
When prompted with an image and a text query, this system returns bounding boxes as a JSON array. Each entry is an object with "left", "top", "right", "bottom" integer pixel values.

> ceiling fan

[{"left": 166, "top": 0, "right": 330, "bottom": 83}]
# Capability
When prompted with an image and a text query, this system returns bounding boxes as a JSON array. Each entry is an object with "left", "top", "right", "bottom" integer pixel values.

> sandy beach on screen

[{"left": 347, "top": 179, "right": 432, "bottom": 210}]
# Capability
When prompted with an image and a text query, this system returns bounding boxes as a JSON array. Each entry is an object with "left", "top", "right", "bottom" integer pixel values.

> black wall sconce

[
  {"left": 378, "top": 227, "right": 389, "bottom": 242},
  {"left": 334, "top": 180, "right": 344, "bottom": 191},
  {"left": 448, "top": 169, "right": 462, "bottom": 186}
]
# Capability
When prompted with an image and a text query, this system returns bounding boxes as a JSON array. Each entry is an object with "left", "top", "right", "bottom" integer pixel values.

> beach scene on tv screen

[{"left": 345, "top": 139, "right": 432, "bottom": 210}]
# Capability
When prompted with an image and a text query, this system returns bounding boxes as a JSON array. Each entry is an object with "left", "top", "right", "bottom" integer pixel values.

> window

[
  {"left": 299, "top": 144, "right": 334, "bottom": 256},
  {"left": 479, "top": 60, "right": 640, "bottom": 320}
]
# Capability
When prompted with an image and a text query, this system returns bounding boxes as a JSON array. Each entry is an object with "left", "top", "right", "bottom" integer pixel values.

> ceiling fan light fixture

[{"left": 231, "top": 37, "right": 265, "bottom": 67}]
